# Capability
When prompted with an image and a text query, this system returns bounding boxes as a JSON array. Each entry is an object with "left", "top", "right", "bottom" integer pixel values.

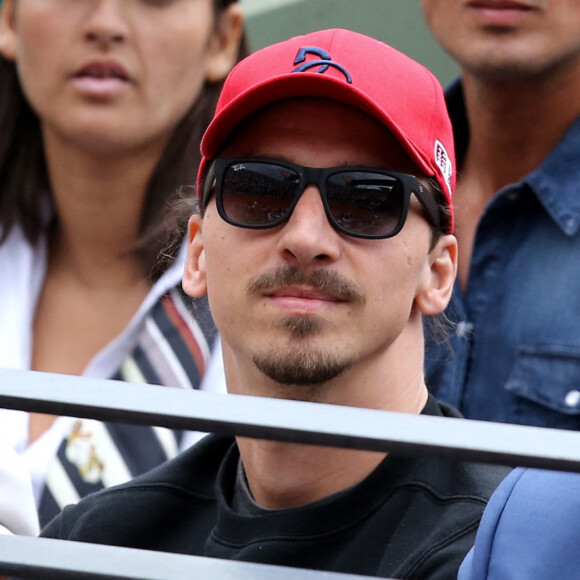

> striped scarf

[{"left": 38, "top": 288, "right": 217, "bottom": 528}]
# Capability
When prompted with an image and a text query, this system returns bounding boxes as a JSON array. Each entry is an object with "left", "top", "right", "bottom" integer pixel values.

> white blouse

[{"left": 0, "top": 224, "right": 226, "bottom": 505}]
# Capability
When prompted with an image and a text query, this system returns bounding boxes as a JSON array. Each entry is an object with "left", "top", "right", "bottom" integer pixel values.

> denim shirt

[{"left": 425, "top": 80, "right": 580, "bottom": 430}]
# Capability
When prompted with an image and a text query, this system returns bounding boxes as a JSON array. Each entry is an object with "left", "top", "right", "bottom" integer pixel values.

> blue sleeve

[{"left": 458, "top": 467, "right": 580, "bottom": 580}]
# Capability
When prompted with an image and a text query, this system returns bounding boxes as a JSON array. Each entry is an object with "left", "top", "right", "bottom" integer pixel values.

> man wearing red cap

[{"left": 42, "top": 29, "right": 507, "bottom": 579}]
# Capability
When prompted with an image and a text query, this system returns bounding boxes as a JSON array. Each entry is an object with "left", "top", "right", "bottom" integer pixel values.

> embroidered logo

[
  {"left": 434, "top": 140, "right": 453, "bottom": 197},
  {"left": 65, "top": 420, "right": 105, "bottom": 483},
  {"left": 292, "top": 46, "right": 352, "bottom": 84}
]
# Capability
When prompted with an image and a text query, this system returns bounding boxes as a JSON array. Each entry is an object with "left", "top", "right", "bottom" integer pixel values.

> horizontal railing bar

[
  {"left": 0, "top": 535, "right": 375, "bottom": 579},
  {"left": 0, "top": 369, "right": 579, "bottom": 472}
]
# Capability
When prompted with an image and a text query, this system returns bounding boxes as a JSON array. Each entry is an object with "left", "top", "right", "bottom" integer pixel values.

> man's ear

[
  {"left": 204, "top": 3, "right": 244, "bottom": 83},
  {"left": 182, "top": 214, "right": 208, "bottom": 298},
  {"left": 0, "top": 0, "right": 17, "bottom": 61},
  {"left": 415, "top": 234, "right": 458, "bottom": 315}
]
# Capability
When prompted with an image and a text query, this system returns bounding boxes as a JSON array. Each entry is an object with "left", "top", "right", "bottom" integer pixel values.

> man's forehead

[{"left": 219, "top": 97, "right": 420, "bottom": 174}]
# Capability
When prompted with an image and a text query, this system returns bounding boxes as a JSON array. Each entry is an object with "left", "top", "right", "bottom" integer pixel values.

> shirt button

[{"left": 564, "top": 390, "right": 580, "bottom": 408}]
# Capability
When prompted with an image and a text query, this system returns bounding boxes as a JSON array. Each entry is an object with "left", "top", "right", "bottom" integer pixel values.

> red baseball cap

[{"left": 199, "top": 28, "right": 455, "bottom": 232}]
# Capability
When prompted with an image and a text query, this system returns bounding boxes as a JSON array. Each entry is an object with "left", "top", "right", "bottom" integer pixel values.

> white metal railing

[{"left": 0, "top": 368, "right": 578, "bottom": 579}]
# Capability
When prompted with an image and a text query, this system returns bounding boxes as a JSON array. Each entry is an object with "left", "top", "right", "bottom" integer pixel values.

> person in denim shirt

[{"left": 420, "top": 0, "right": 580, "bottom": 430}]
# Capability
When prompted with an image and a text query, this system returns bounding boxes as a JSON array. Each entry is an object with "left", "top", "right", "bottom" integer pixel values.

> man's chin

[
  {"left": 252, "top": 348, "right": 353, "bottom": 386},
  {"left": 277, "top": 315, "right": 324, "bottom": 340}
]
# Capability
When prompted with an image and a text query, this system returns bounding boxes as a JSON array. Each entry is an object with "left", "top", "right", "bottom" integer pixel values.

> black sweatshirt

[{"left": 42, "top": 396, "right": 509, "bottom": 579}]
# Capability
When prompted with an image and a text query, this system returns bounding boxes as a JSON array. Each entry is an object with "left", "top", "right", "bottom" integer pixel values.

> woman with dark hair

[{"left": 0, "top": 0, "right": 247, "bottom": 527}]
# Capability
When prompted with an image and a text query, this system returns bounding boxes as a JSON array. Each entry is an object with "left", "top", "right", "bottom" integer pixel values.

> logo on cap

[
  {"left": 434, "top": 140, "right": 453, "bottom": 197},
  {"left": 292, "top": 46, "right": 352, "bottom": 84}
]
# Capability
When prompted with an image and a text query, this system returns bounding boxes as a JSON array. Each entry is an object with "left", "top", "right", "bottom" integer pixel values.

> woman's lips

[{"left": 71, "top": 61, "right": 132, "bottom": 98}]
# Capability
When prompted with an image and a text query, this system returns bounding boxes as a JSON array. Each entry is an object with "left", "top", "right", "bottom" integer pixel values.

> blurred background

[{"left": 241, "top": 0, "right": 459, "bottom": 86}]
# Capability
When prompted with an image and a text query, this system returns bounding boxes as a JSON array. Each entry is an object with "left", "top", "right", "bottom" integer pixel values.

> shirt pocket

[{"left": 505, "top": 345, "right": 580, "bottom": 428}]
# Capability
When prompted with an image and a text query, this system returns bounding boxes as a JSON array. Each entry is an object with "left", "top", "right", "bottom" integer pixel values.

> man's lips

[
  {"left": 265, "top": 286, "right": 345, "bottom": 314},
  {"left": 467, "top": 0, "right": 536, "bottom": 10},
  {"left": 266, "top": 286, "right": 345, "bottom": 303},
  {"left": 466, "top": 0, "right": 538, "bottom": 25}
]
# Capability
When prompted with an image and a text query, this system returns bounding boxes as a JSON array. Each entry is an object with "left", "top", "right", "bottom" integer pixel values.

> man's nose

[{"left": 276, "top": 186, "right": 343, "bottom": 266}]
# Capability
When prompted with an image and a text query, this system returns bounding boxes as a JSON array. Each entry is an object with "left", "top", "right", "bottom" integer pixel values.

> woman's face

[{"left": 0, "top": 0, "right": 243, "bottom": 154}]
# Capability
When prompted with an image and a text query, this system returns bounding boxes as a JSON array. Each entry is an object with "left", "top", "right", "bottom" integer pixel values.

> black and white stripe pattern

[{"left": 38, "top": 290, "right": 217, "bottom": 527}]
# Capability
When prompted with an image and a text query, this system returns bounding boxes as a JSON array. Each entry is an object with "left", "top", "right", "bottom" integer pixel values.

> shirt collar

[{"left": 445, "top": 78, "right": 580, "bottom": 236}]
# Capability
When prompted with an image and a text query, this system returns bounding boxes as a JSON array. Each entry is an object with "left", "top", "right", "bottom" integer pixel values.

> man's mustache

[{"left": 247, "top": 265, "right": 366, "bottom": 303}]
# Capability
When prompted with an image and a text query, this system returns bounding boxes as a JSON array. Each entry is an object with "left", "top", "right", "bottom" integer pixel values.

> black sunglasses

[{"left": 201, "top": 158, "right": 440, "bottom": 239}]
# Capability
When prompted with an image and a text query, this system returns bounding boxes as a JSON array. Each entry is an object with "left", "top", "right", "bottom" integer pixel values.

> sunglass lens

[
  {"left": 325, "top": 172, "right": 405, "bottom": 237},
  {"left": 221, "top": 162, "right": 300, "bottom": 227}
]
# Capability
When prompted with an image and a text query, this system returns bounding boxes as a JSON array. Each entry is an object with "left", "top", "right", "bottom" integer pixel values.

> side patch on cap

[{"left": 434, "top": 140, "right": 453, "bottom": 198}]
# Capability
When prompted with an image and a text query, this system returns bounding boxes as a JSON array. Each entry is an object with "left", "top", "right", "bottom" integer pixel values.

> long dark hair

[{"left": 0, "top": 0, "right": 249, "bottom": 281}]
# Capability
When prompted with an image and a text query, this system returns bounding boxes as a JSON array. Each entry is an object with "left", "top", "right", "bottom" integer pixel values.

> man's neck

[
  {"left": 452, "top": 64, "right": 580, "bottom": 289},
  {"left": 459, "top": 64, "right": 580, "bottom": 200},
  {"left": 236, "top": 438, "right": 388, "bottom": 510},
  {"left": 233, "top": 373, "right": 428, "bottom": 510}
]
